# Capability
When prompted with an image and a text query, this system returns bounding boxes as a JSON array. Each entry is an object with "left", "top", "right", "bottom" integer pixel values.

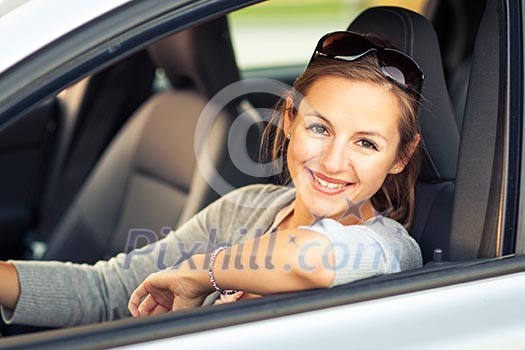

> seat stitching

[
  {"left": 378, "top": 8, "right": 442, "bottom": 179},
  {"left": 380, "top": 8, "right": 418, "bottom": 58},
  {"left": 379, "top": 9, "right": 408, "bottom": 53},
  {"left": 421, "top": 139, "right": 442, "bottom": 179}
]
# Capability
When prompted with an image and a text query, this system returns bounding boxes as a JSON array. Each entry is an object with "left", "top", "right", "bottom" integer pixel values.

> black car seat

[
  {"left": 348, "top": 7, "right": 460, "bottom": 263},
  {"left": 448, "top": 0, "right": 503, "bottom": 260},
  {"left": 40, "top": 17, "right": 259, "bottom": 263}
]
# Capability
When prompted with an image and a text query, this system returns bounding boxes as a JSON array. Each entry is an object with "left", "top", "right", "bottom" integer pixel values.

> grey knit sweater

[{"left": 1, "top": 184, "right": 422, "bottom": 327}]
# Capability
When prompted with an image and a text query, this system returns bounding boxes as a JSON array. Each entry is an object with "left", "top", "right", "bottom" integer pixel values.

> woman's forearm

[
  {"left": 185, "top": 229, "right": 336, "bottom": 296},
  {"left": 0, "top": 261, "right": 20, "bottom": 310},
  {"left": 129, "top": 229, "right": 338, "bottom": 316}
]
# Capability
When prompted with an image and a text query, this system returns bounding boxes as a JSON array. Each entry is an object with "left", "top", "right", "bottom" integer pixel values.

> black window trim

[{"left": 511, "top": 0, "right": 525, "bottom": 254}]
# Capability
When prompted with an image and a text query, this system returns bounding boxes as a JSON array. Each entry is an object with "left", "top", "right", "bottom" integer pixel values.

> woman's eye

[
  {"left": 358, "top": 139, "right": 378, "bottom": 151},
  {"left": 307, "top": 124, "right": 329, "bottom": 135}
]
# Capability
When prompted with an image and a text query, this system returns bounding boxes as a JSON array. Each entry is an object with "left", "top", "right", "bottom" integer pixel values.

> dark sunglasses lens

[
  {"left": 380, "top": 49, "right": 423, "bottom": 89},
  {"left": 381, "top": 66, "right": 406, "bottom": 86},
  {"left": 319, "top": 32, "right": 373, "bottom": 57}
]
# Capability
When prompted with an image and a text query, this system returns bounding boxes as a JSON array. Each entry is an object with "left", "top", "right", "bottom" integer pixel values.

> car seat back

[
  {"left": 449, "top": 0, "right": 502, "bottom": 260},
  {"left": 348, "top": 7, "right": 459, "bottom": 262},
  {"left": 42, "top": 17, "right": 257, "bottom": 263}
]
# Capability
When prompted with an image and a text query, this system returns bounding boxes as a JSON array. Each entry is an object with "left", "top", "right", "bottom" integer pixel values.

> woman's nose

[{"left": 320, "top": 141, "right": 349, "bottom": 174}]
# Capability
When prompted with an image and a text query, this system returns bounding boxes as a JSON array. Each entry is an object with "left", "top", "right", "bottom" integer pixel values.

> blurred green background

[{"left": 229, "top": 0, "right": 427, "bottom": 69}]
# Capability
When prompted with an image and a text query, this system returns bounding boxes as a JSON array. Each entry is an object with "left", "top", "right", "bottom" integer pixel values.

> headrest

[
  {"left": 148, "top": 17, "right": 240, "bottom": 99},
  {"left": 348, "top": 7, "right": 459, "bottom": 181}
]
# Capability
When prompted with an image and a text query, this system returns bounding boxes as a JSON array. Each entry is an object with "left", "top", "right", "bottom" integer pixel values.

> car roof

[{"left": 0, "top": 0, "right": 133, "bottom": 74}]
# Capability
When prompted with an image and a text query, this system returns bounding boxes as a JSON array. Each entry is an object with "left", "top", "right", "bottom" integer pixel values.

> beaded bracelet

[{"left": 208, "top": 246, "right": 238, "bottom": 295}]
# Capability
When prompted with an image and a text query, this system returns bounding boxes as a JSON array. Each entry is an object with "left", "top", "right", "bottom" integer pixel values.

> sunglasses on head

[{"left": 308, "top": 31, "right": 424, "bottom": 94}]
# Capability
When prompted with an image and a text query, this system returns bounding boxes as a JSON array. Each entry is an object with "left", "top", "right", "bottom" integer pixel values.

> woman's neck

[{"left": 282, "top": 195, "right": 376, "bottom": 229}]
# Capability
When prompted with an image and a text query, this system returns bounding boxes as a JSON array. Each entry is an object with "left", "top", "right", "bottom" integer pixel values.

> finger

[
  {"left": 137, "top": 294, "right": 159, "bottom": 317},
  {"left": 232, "top": 291, "right": 245, "bottom": 301},
  {"left": 150, "top": 304, "right": 170, "bottom": 316},
  {"left": 157, "top": 289, "right": 175, "bottom": 309},
  {"left": 128, "top": 283, "right": 149, "bottom": 317},
  {"left": 137, "top": 292, "right": 175, "bottom": 317},
  {"left": 171, "top": 295, "right": 206, "bottom": 312},
  {"left": 148, "top": 289, "right": 174, "bottom": 312},
  {"left": 240, "top": 292, "right": 262, "bottom": 300}
]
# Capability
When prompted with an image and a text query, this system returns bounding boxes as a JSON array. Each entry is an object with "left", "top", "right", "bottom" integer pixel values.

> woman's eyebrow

[
  {"left": 303, "top": 111, "right": 334, "bottom": 128},
  {"left": 304, "top": 112, "right": 388, "bottom": 143}
]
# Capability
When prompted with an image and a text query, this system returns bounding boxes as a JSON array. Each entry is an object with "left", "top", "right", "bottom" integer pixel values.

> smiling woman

[{"left": 128, "top": 30, "right": 423, "bottom": 316}]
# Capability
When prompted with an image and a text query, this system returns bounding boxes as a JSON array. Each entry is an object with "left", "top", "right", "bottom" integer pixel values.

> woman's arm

[
  {"left": 212, "top": 228, "right": 335, "bottom": 293},
  {"left": 129, "top": 228, "right": 336, "bottom": 317},
  {"left": 0, "top": 261, "right": 20, "bottom": 310}
]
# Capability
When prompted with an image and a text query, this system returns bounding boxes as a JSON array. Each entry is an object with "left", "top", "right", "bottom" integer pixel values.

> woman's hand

[
  {"left": 214, "top": 291, "right": 262, "bottom": 305},
  {"left": 128, "top": 256, "right": 212, "bottom": 317},
  {"left": 128, "top": 269, "right": 199, "bottom": 317},
  {"left": 129, "top": 228, "right": 335, "bottom": 318}
]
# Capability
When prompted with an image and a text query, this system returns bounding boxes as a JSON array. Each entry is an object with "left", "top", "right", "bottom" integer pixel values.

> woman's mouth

[{"left": 307, "top": 169, "right": 352, "bottom": 194}]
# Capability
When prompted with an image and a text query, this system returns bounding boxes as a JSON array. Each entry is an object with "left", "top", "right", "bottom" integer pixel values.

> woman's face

[{"left": 284, "top": 76, "right": 408, "bottom": 223}]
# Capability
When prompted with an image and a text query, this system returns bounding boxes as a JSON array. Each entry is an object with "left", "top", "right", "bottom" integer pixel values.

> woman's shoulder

[
  {"left": 302, "top": 215, "right": 409, "bottom": 241},
  {"left": 362, "top": 215, "right": 409, "bottom": 237},
  {"left": 303, "top": 216, "right": 422, "bottom": 271},
  {"left": 231, "top": 183, "right": 293, "bottom": 196},
  {"left": 361, "top": 216, "right": 422, "bottom": 269},
  {"left": 220, "top": 183, "right": 296, "bottom": 209}
]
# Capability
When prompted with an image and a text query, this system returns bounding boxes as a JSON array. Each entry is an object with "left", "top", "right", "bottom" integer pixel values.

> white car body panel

[
  {"left": 114, "top": 272, "right": 525, "bottom": 349},
  {"left": 0, "top": 0, "right": 133, "bottom": 74}
]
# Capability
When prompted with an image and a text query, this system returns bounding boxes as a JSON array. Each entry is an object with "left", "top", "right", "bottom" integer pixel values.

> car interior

[{"left": 0, "top": 0, "right": 517, "bottom": 341}]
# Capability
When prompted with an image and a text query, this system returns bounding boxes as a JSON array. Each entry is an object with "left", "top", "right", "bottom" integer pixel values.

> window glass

[{"left": 229, "top": 0, "right": 428, "bottom": 70}]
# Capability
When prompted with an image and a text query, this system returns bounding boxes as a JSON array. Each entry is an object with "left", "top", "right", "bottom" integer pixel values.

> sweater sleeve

[
  {"left": 299, "top": 217, "right": 422, "bottom": 287},
  {"left": 0, "top": 191, "right": 234, "bottom": 328}
]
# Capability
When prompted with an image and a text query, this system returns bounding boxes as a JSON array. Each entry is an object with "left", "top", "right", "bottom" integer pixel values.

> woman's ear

[
  {"left": 390, "top": 134, "right": 421, "bottom": 174},
  {"left": 283, "top": 97, "right": 294, "bottom": 137}
]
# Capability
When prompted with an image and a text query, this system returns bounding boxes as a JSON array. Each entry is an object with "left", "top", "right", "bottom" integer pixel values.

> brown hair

[{"left": 261, "top": 38, "right": 422, "bottom": 229}]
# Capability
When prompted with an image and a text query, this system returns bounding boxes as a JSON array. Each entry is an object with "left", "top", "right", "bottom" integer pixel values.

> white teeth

[{"left": 313, "top": 173, "right": 348, "bottom": 189}]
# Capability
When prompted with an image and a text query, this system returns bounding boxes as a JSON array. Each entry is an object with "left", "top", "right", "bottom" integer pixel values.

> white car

[{"left": 0, "top": 0, "right": 524, "bottom": 349}]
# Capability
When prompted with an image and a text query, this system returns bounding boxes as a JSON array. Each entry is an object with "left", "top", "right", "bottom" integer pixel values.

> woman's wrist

[
  {"left": 0, "top": 261, "right": 20, "bottom": 310},
  {"left": 208, "top": 247, "right": 238, "bottom": 295},
  {"left": 177, "top": 254, "right": 215, "bottom": 296}
]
